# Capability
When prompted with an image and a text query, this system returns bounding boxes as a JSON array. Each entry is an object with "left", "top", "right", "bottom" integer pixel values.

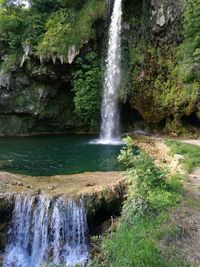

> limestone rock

[
  {"left": 0, "top": 71, "right": 10, "bottom": 90},
  {"left": 151, "top": 0, "right": 182, "bottom": 33},
  {"left": 68, "top": 45, "right": 79, "bottom": 64},
  {"left": 20, "top": 45, "right": 33, "bottom": 67}
]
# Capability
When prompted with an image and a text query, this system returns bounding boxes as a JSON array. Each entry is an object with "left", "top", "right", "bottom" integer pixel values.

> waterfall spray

[{"left": 100, "top": 0, "right": 122, "bottom": 144}]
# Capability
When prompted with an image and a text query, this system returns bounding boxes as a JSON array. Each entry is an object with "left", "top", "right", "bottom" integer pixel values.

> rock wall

[
  {"left": 0, "top": 60, "right": 82, "bottom": 136},
  {"left": 121, "top": 0, "right": 198, "bottom": 134},
  {"left": 0, "top": 197, "right": 12, "bottom": 265},
  {"left": 150, "top": 0, "right": 182, "bottom": 44}
]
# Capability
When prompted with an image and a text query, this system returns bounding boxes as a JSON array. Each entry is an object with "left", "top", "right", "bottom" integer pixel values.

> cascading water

[
  {"left": 3, "top": 194, "right": 88, "bottom": 267},
  {"left": 100, "top": 0, "right": 122, "bottom": 144}
]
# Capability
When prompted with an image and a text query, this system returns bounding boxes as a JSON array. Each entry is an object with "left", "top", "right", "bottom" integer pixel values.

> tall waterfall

[
  {"left": 100, "top": 0, "right": 122, "bottom": 144},
  {"left": 3, "top": 195, "right": 88, "bottom": 267}
]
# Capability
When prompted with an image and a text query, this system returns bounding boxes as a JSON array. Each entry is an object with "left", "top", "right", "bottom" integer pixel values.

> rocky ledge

[{"left": 0, "top": 171, "right": 125, "bottom": 197}]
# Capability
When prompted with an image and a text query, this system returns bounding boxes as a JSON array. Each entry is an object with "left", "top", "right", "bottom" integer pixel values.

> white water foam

[{"left": 89, "top": 138, "right": 123, "bottom": 145}]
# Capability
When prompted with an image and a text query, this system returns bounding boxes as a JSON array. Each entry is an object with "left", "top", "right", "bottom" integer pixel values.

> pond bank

[{"left": 0, "top": 171, "right": 125, "bottom": 197}]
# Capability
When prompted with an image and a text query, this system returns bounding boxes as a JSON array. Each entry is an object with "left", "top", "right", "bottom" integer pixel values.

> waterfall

[
  {"left": 3, "top": 195, "right": 88, "bottom": 267},
  {"left": 100, "top": 0, "right": 122, "bottom": 144}
]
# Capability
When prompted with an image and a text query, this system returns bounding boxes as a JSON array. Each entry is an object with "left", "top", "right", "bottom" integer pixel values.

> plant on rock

[{"left": 73, "top": 52, "right": 102, "bottom": 128}]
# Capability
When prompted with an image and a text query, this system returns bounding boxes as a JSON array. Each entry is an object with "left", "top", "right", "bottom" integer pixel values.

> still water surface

[{"left": 0, "top": 135, "right": 122, "bottom": 176}]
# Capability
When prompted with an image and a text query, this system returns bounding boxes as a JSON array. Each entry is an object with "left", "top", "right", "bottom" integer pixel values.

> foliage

[
  {"left": 37, "top": 0, "right": 105, "bottom": 60},
  {"left": 127, "top": 40, "right": 200, "bottom": 130},
  {"left": 0, "top": 0, "right": 105, "bottom": 65},
  {"left": 29, "top": 0, "right": 63, "bottom": 13},
  {"left": 73, "top": 52, "right": 102, "bottom": 126},
  {"left": 0, "top": 2, "right": 26, "bottom": 52},
  {"left": 29, "top": 0, "right": 88, "bottom": 13},
  {"left": 0, "top": 53, "right": 20, "bottom": 72},
  {"left": 98, "top": 214, "right": 186, "bottom": 267},
  {"left": 178, "top": 0, "right": 200, "bottom": 82},
  {"left": 0, "top": 0, "right": 48, "bottom": 56},
  {"left": 166, "top": 139, "right": 200, "bottom": 172},
  {"left": 118, "top": 137, "right": 180, "bottom": 218},
  {"left": 92, "top": 137, "right": 184, "bottom": 267},
  {"left": 120, "top": 0, "right": 200, "bottom": 132}
]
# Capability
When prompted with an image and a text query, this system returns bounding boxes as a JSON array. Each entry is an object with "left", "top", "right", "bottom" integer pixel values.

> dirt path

[
  {"left": 180, "top": 139, "right": 200, "bottom": 147},
  {"left": 176, "top": 166, "right": 200, "bottom": 265},
  {"left": 135, "top": 136, "right": 200, "bottom": 266}
]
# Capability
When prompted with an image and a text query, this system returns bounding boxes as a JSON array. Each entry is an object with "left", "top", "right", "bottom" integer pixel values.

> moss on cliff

[
  {"left": 120, "top": 0, "right": 200, "bottom": 134},
  {"left": 37, "top": 0, "right": 105, "bottom": 62}
]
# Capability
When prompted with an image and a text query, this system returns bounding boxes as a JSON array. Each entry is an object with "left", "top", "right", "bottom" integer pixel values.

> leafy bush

[
  {"left": 73, "top": 52, "right": 102, "bottom": 127},
  {"left": 37, "top": 0, "right": 105, "bottom": 60},
  {"left": 0, "top": 0, "right": 105, "bottom": 67},
  {"left": 118, "top": 137, "right": 180, "bottom": 217},
  {"left": 0, "top": 3, "right": 26, "bottom": 52},
  {"left": 93, "top": 137, "right": 184, "bottom": 267}
]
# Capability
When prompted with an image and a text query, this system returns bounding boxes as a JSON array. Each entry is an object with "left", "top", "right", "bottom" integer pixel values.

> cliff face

[
  {"left": 0, "top": 0, "right": 105, "bottom": 136},
  {"left": 0, "top": 196, "right": 11, "bottom": 264},
  {"left": 151, "top": 0, "right": 181, "bottom": 29},
  {"left": 0, "top": 60, "right": 81, "bottom": 135},
  {"left": 0, "top": 0, "right": 198, "bottom": 136},
  {"left": 122, "top": 0, "right": 200, "bottom": 133}
]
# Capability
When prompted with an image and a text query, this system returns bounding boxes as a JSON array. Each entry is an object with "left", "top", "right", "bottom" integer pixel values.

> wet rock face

[
  {"left": 151, "top": 0, "right": 182, "bottom": 25},
  {"left": 0, "top": 61, "right": 81, "bottom": 136},
  {"left": 0, "top": 197, "right": 12, "bottom": 262},
  {"left": 150, "top": 0, "right": 183, "bottom": 44},
  {"left": 0, "top": 72, "right": 11, "bottom": 90}
]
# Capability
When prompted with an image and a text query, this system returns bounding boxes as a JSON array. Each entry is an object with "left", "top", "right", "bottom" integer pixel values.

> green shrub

[
  {"left": 93, "top": 137, "right": 184, "bottom": 266},
  {"left": 37, "top": 0, "right": 105, "bottom": 59},
  {"left": 73, "top": 52, "right": 102, "bottom": 127},
  {"left": 178, "top": 0, "right": 200, "bottom": 82}
]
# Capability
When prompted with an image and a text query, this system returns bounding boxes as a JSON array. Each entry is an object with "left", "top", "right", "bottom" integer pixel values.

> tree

[{"left": 28, "top": 0, "right": 87, "bottom": 13}]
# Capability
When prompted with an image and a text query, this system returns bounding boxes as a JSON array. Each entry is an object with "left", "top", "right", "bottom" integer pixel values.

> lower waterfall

[{"left": 3, "top": 194, "right": 88, "bottom": 267}]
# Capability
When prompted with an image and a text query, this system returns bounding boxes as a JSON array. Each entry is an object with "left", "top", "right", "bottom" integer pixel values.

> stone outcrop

[
  {"left": 150, "top": 0, "right": 183, "bottom": 44},
  {"left": 151, "top": 0, "right": 182, "bottom": 27},
  {"left": 0, "top": 196, "right": 12, "bottom": 265},
  {"left": 0, "top": 62, "right": 82, "bottom": 136}
]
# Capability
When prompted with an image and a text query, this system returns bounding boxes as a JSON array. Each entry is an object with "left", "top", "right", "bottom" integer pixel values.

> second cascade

[{"left": 3, "top": 194, "right": 88, "bottom": 267}]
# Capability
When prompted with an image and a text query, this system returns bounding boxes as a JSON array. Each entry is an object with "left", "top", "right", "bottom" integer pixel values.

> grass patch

[
  {"left": 98, "top": 213, "right": 187, "bottom": 267},
  {"left": 166, "top": 140, "right": 200, "bottom": 172}
]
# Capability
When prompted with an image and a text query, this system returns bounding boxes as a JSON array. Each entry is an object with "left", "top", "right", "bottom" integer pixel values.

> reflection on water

[{"left": 0, "top": 135, "right": 122, "bottom": 176}]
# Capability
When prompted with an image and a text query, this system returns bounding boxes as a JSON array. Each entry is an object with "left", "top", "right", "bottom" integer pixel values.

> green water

[{"left": 0, "top": 135, "right": 122, "bottom": 176}]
